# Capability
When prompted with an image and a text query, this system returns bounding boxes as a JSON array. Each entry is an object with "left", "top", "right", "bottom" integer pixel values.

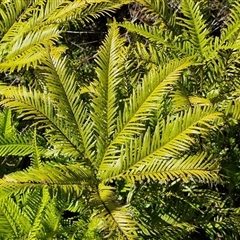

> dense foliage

[{"left": 0, "top": 0, "right": 240, "bottom": 239}]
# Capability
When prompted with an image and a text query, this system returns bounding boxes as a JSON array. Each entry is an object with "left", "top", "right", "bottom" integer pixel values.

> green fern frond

[
  {"left": 172, "top": 90, "right": 212, "bottom": 111},
  {"left": 0, "top": 0, "right": 130, "bottom": 72},
  {"left": 138, "top": 0, "right": 177, "bottom": 28},
  {"left": 220, "top": 2, "right": 240, "bottom": 45},
  {"left": 90, "top": 184, "right": 138, "bottom": 239},
  {"left": 0, "top": 109, "right": 46, "bottom": 157},
  {"left": 0, "top": 162, "right": 91, "bottom": 200},
  {"left": 178, "top": 0, "right": 210, "bottom": 58},
  {"left": 40, "top": 48, "right": 95, "bottom": 163},
  {"left": 0, "top": 109, "right": 12, "bottom": 137},
  {"left": 0, "top": 0, "right": 29, "bottom": 34},
  {"left": 224, "top": 98, "right": 240, "bottom": 120},
  {"left": 0, "top": 196, "right": 30, "bottom": 238},
  {"left": 0, "top": 85, "right": 84, "bottom": 158},
  {"left": 101, "top": 106, "right": 222, "bottom": 181},
  {"left": 98, "top": 58, "right": 193, "bottom": 177},
  {"left": 134, "top": 42, "right": 171, "bottom": 69},
  {"left": 44, "top": 0, "right": 132, "bottom": 25},
  {"left": 121, "top": 152, "right": 219, "bottom": 183},
  {"left": 27, "top": 188, "right": 52, "bottom": 239},
  {"left": 92, "top": 22, "right": 125, "bottom": 165},
  {"left": 30, "top": 128, "right": 44, "bottom": 169},
  {"left": 119, "top": 22, "right": 175, "bottom": 47}
]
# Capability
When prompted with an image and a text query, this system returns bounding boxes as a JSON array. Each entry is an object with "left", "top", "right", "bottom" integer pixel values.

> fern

[{"left": 0, "top": 2, "right": 240, "bottom": 238}]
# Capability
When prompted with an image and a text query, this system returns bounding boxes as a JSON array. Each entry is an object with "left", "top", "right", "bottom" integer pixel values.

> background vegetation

[{"left": 0, "top": 0, "right": 240, "bottom": 239}]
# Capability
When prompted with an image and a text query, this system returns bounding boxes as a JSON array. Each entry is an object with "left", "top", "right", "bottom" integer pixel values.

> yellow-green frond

[
  {"left": 178, "top": 0, "right": 210, "bottom": 58},
  {"left": 0, "top": 162, "right": 91, "bottom": 200},
  {"left": 92, "top": 22, "right": 125, "bottom": 165},
  {"left": 90, "top": 184, "right": 138, "bottom": 239}
]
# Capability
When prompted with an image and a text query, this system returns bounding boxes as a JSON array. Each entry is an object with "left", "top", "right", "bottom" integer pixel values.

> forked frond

[
  {"left": 92, "top": 22, "right": 125, "bottom": 165},
  {"left": 90, "top": 184, "right": 138, "bottom": 239},
  {"left": 99, "top": 58, "right": 193, "bottom": 177},
  {"left": 101, "top": 106, "right": 222, "bottom": 181}
]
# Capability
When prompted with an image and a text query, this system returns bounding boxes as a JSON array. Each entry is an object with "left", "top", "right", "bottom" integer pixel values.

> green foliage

[{"left": 0, "top": 0, "right": 240, "bottom": 239}]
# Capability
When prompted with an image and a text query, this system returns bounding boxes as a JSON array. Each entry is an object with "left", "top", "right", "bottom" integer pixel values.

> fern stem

[{"left": 200, "top": 64, "right": 204, "bottom": 93}]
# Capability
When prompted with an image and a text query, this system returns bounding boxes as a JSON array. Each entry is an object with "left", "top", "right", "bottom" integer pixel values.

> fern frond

[
  {"left": 0, "top": 0, "right": 130, "bottom": 72},
  {"left": 224, "top": 98, "right": 240, "bottom": 120},
  {"left": 172, "top": 90, "right": 212, "bottom": 111},
  {"left": 30, "top": 128, "right": 44, "bottom": 169},
  {"left": 101, "top": 106, "right": 222, "bottom": 181},
  {"left": 119, "top": 22, "right": 175, "bottom": 47},
  {"left": 0, "top": 131, "right": 44, "bottom": 157},
  {"left": 99, "top": 58, "right": 193, "bottom": 177},
  {"left": 0, "top": 0, "right": 29, "bottom": 33},
  {"left": 122, "top": 152, "right": 219, "bottom": 183},
  {"left": 90, "top": 184, "right": 138, "bottom": 239},
  {"left": 220, "top": 2, "right": 240, "bottom": 45},
  {"left": 44, "top": 0, "right": 132, "bottom": 25},
  {"left": 40, "top": 49, "right": 95, "bottom": 163},
  {"left": 0, "top": 162, "right": 91, "bottom": 200},
  {"left": 92, "top": 22, "right": 125, "bottom": 165},
  {"left": 0, "top": 197, "right": 29, "bottom": 238},
  {"left": 0, "top": 109, "right": 12, "bottom": 137},
  {"left": 138, "top": 0, "right": 177, "bottom": 28},
  {"left": 0, "top": 85, "right": 84, "bottom": 158},
  {"left": 178, "top": 0, "right": 210, "bottom": 58},
  {"left": 27, "top": 187, "right": 51, "bottom": 239}
]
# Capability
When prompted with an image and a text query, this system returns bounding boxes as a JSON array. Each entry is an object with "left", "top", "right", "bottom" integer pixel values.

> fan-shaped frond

[{"left": 98, "top": 58, "right": 193, "bottom": 177}]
